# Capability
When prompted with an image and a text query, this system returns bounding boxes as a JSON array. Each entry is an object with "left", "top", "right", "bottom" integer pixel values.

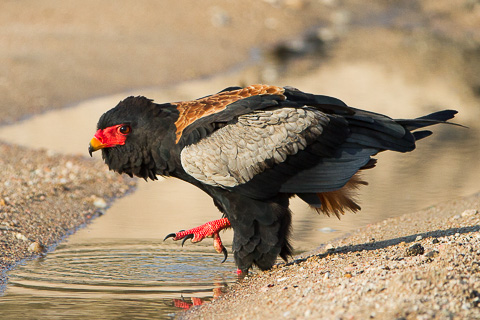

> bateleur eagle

[{"left": 88, "top": 84, "right": 457, "bottom": 273}]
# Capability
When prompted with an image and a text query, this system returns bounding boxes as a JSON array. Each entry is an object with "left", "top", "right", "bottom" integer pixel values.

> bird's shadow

[{"left": 286, "top": 224, "right": 480, "bottom": 266}]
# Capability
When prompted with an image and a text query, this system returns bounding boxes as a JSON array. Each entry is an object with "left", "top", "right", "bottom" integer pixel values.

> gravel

[
  {"left": 183, "top": 194, "right": 480, "bottom": 319},
  {"left": 0, "top": 142, "right": 135, "bottom": 286}
]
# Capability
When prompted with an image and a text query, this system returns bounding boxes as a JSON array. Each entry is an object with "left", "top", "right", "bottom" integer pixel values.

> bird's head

[
  {"left": 88, "top": 123, "right": 131, "bottom": 156},
  {"left": 89, "top": 96, "right": 177, "bottom": 180}
]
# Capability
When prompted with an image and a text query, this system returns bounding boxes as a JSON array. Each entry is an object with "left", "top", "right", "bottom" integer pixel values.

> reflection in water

[
  {"left": 0, "top": 53, "right": 479, "bottom": 320},
  {"left": 1, "top": 240, "right": 234, "bottom": 319}
]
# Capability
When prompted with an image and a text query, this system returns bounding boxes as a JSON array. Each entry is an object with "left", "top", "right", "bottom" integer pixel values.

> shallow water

[
  {"left": 1, "top": 240, "right": 234, "bottom": 319},
  {"left": 0, "top": 65, "right": 479, "bottom": 318}
]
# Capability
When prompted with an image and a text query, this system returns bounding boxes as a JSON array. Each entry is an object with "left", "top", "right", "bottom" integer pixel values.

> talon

[
  {"left": 163, "top": 218, "right": 231, "bottom": 258},
  {"left": 181, "top": 234, "right": 194, "bottom": 247},
  {"left": 221, "top": 247, "right": 228, "bottom": 263},
  {"left": 164, "top": 233, "right": 176, "bottom": 241}
]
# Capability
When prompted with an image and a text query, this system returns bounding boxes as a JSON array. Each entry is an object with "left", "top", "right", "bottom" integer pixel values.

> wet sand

[{"left": 1, "top": 1, "right": 480, "bottom": 319}]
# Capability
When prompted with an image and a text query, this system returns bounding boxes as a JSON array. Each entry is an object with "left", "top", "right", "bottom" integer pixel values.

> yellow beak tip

[{"left": 88, "top": 137, "right": 104, "bottom": 156}]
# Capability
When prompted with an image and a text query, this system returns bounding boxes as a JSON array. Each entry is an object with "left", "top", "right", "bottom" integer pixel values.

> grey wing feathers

[
  {"left": 279, "top": 147, "right": 377, "bottom": 193},
  {"left": 180, "top": 107, "right": 329, "bottom": 188}
]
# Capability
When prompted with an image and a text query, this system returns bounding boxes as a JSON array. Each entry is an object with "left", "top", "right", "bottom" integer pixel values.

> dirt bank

[
  {"left": 184, "top": 193, "right": 480, "bottom": 319},
  {"left": 0, "top": 143, "right": 134, "bottom": 287}
]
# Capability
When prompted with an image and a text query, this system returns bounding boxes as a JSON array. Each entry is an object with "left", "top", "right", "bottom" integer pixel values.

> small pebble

[
  {"left": 425, "top": 250, "right": 439, "bottom": 259},
  {"left": 28, "top": 241, "right": 46, "bottom": 253},
  {"left": 15, "top": 232, "right": 28, "bottom": 241},
  {"left": 461, "top": 209, "right": 478, "bottom": 217},
  {"left": 93, "top": 197, "right": 107, "bottom": 209},
  {"left": 462, "top": 302, "right": 471, "bottom": 310},
  {"left": 415, "top": 235, "right": 422, "bottom": 241},
  {"left": 325, "top": 243, "right": 334, "bottom": 251},
  {"left": 406, "top": 243, "right": 425, "bottom": 256}
]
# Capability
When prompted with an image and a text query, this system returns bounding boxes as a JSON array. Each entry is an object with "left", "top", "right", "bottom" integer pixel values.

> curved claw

[
  {"left": 221, "top": 247, "right": 228, "bottom": 263},
  {"left": 181, "top": 234, "right": 194, "bottom": 247},
  {"left": 164, "top": 233, "right": 176, "bottom": 241}
]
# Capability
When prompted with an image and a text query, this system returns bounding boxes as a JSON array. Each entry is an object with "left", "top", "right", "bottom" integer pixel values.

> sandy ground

[
  {"left": 0, "top": 0, "right": 331, "bottom": 125},
  {"left": 0, "top": 143, "right": 134, "bottom": 281},
  {"left": 1, "top": 0, "right": 480, "bottom": 319},
  {"left": 183, "top": 193, "right": 480, "bottom": 319}
]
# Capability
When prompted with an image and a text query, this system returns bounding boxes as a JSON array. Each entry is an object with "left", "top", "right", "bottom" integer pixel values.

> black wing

[{"left": 179, "top": 85, "right": 457, "bottom": 200}]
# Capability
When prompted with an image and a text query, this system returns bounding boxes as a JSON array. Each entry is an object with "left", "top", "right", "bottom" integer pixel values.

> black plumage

[{"left": 88, "top": 84, "right": 457, "bottom": 273}]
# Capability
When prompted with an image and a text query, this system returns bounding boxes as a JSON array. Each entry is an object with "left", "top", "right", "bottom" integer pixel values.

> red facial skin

[{"left": 93, "top": 124, "right": 130, "bottom": 148}]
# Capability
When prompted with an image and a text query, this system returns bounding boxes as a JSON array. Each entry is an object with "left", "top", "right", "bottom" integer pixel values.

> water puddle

[
  {"left": 2, "top": 240, "right": 233, "bottom": 319},
  {"left": 0, "top": 61, "right": 479, "bottom": 319}
]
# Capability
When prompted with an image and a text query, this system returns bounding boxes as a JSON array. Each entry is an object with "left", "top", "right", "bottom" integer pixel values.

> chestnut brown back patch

[{"left": 173, "top": 84, "right": 285, "bottom": 143}]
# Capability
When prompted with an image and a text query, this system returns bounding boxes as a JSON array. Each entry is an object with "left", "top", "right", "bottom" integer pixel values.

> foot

[
  {"left": 164, "top": 218, "right": 231, "bottom": 263},
  {"left": 173, "top": 296, "right": 204, "bottom": 310}
]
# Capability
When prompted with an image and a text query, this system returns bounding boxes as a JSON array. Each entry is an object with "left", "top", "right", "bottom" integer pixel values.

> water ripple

[{"left": 1, "top": 240, "right": 236, "bottom": 319}]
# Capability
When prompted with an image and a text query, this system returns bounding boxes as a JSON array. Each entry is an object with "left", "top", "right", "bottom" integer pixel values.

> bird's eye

[{"left": 118, "top": 125, "right": 131, "bottom": 135}]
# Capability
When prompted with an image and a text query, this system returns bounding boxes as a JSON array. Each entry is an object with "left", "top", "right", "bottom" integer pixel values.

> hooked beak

[{"left": 88, "top": 137, "right": 105, "bottom": 157}]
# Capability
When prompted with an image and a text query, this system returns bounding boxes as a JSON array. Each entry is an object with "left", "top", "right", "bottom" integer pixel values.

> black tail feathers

[
  {"left": 396, "top": 109, "right": 458, "bottom": 131},
  {"left": 395, "top": 109, "right": 463, "bottom": 141}
]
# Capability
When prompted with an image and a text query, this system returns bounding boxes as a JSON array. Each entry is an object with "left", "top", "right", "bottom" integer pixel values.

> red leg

[
  {"left": 164, "top": 218, "right": 231, "bottom": 262},
  {"left": 172, "top": 297, "right": 204, "bottom": 310}
]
